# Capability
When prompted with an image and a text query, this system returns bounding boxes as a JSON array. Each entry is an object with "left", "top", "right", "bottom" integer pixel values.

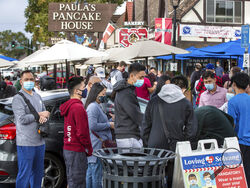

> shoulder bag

[
  {"left": 91, "top": 130, "right": 117, "bottom": 148},
  {"left": 18, "top": 92, "right": 50, "bottom": 138}
]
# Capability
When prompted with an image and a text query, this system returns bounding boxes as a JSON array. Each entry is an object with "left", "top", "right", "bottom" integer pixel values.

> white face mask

[
  {"left": 189, "top": 179, "right": 197, "bottom": 185},
  {"left": 205, "top": 177, "right": 211, "bottom": 184}
]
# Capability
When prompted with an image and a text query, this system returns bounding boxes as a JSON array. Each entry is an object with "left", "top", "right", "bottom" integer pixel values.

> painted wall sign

[
  {"left": 180, "top": 24, "right": 241, "bottom": 39},
  {"left": 119, "top": 28, "right": 148, "bottom": 48},
  {"left": 48, "top": 3, "right": 117, "bottom": 32}
]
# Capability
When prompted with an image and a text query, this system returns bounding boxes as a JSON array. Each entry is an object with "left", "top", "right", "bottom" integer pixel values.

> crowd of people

[{"left": 10, "top": 60, "right": 250, "bottom": 188}]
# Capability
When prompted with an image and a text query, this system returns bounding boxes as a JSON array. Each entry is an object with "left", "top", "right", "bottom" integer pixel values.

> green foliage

[
  {"left": 25, "top": 0, "right": 124, "bottom": 45},
  {"left": 0, "top": 30, "right": 29, "bottom": 59}
]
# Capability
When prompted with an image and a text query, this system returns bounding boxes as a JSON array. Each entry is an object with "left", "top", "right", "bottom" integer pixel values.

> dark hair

[
  {"left": 128, "top": 62, "right": 146, "bottom": 74},
  {"left": 231, "top": 66, "right": 241, "bottom": 75},
  {"left": 4, "top": 76, "right": 10, "bottom": 81},
  {"left": 68, "top": 77, "right": 84, "bottom": 96},
  {"left": 0, "top": 81, "right": 7, "bottom": 91},
  {"left": 154, "top": 75, "right": 171, "bottom": 95},
  {"left": 150, "top": 67, "right": 156, "bottom": 71},
  {"left": 203, "top": 172, "right": 211, "bottom": 177},
  {"left": 85, "top": 82, "right": 106, "bottom": 109},
  {"left": 119, "top": 61, "right": 127, "bottom": 67},
  {"left": 21, "top": 70, "right": 33, "bottom": 78},
  {"left": 171, "top": 75, "right": 189, "bottom": 89},
  {"left": 188, "top": 174, "right": 197, "bottom": 180},
  {"left": 202, "top": 71, "right": 215, "bottom": 80},
  {"left": 231, "top": 72, "right": 250, "bottom": 90}
]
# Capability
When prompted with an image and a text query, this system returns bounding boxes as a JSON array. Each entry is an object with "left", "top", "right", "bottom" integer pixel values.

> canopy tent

[
  {"left": 0, "top": 55, "right": 17, "bottom": 62},
  {"left": 200, "top": 39, "right": 245, "bottom": 56},
  {"left": 0, "top": 58, "right": 15, "bottom": 68}
]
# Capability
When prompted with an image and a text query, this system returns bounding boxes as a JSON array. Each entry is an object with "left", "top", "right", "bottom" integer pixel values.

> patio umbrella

[
  {"left": 108, "top": 40, "right": 189, "bottom": 62},
  {"left": 15, "top": 46, "right": 50, "bottom": 68},
  {"left": 25, "top": 40, "right": 107, "bottom": 65},
  {"left": 0, "top": 58, "right": 15, "bottom": 68}
]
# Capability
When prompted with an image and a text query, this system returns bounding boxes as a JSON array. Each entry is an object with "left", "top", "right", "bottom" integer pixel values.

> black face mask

[
  {"left": 98, "top": 96, "right": 108, "bottom": 103},
  {"left": 78, "top": 88, "right": 88, "bottom": 98}
]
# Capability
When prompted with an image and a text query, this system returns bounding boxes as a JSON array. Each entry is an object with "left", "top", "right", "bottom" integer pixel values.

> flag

[
  {"left": 155, "top": 18, "right": 172, "bottom": 45},
  {"left": 102, "top": 23, "right": 115, "bottom": 43}
]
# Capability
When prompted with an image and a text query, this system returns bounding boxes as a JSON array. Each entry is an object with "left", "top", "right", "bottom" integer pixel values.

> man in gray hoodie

[
  {"left": 143, "top": 75, "right": 197, "bottom": 187},
  {"left": 143, "top": 75, "right": 197, "bottom": 150}
]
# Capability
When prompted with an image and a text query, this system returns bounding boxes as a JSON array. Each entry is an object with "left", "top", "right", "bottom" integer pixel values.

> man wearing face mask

[
  {"left": 199, "top": 71, "right": 227, "bottom": 108},
  {"left": 196, "top": 63, "right": 222, "bottom": 106},
  {"left": 12, "top": 70, "right": 50, "bottom": 188},
  {"left": 110, "top": 61, "right": 127, "bottom": 86},
  {"left": 60, "top": 77, "right": 93, "bottom": 188},
  {"left": 113, "top": 62, "right": 145, "bottom": 148}
]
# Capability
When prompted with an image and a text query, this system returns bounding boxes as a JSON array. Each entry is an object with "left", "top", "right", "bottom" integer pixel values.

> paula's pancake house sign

[{"left": 48, "top": 3, "right": 117, "bottom": 32}]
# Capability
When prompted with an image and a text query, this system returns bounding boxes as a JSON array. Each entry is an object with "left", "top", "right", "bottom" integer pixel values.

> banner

[
  {"left": 119, "top": 28, "right": 148, "bottom": 48},
  {"left": 102, "top": 23, "right": 115, "bottom": 43},
  {"left": 155, "top": 18, "right": 172, "bottom": 45},
  {"left": 180, "top": 24, "right": 241, "bottom": 38}
]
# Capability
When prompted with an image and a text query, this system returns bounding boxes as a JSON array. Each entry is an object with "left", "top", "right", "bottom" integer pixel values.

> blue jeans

[
  {"left": 86, "top": 159, "right": 103, "bottom": 188},
  {"left": 16, "top": 145, "right": 45, "bottom": 188}
]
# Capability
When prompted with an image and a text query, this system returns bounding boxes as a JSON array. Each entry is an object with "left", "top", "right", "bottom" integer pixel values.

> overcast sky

[{"left": 0, "top": 0, "right": 31, "bottom": 38}]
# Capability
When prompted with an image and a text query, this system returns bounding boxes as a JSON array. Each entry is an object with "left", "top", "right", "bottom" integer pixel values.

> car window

[
  {"left": 0, "top": 104, "right": 13, "bottom": 122},
  {"left": 46, "top": 99, "right": 69, "bottom": 122}
]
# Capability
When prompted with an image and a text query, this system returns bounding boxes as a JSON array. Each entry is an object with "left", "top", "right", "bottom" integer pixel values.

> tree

[
  {"left": 25, "top": 0, "right": 124, "bottom": 45},
  {"left": 0, "top": 30, "right": 29, "bottom": 59}
]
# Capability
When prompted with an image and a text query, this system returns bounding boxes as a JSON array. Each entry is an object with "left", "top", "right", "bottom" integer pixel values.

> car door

[{"left": 44, "top": 98, "right": 68, "bottom": 156}]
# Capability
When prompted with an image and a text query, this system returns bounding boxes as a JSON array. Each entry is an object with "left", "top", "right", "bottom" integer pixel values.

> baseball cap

[
  {"left": 95, "top": 67, "right": 105, "bottom": 78},
  {"left": 205, "top": 63, "right": 215, "bottom": 70}
]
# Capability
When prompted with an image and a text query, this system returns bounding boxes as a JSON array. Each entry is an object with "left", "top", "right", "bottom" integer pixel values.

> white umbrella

[
  {"left": 26, "top": 40, "right": 107, "bottom": 65},
  {"left": 108, "top": 40, "right": 189, "bottom": 62},
  {"left": 15, "top": 46, "right": 50, "bottom": 68},
  {"left": 0, "top": 58, "right": 15, "bottom": 68}
]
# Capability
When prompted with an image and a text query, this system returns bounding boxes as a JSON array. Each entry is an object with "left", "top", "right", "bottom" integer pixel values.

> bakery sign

[
  {"left": 119, "top": 28, "right": 148, "bottom": 48},
  {"left": 48, "top": 3, "right": 117, "bottom": 32}
]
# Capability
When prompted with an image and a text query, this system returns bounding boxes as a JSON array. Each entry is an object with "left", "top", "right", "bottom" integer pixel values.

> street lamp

[{"left": 171, "top": 0, "right": 181, "bottom": 47}]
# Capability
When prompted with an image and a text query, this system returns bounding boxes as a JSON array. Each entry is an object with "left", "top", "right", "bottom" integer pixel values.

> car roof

[{"left": 0, "top": 89, "right": 69, "bottom": 106}]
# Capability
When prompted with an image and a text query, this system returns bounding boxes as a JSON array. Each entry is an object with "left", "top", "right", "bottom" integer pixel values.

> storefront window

[{"left": 206, "top": 0, "right": 242, "bottom": 23}]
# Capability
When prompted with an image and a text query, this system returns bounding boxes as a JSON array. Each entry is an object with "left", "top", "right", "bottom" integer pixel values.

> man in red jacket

[{"left": 60, "top": 77, "right": 93, "bottom": 188}]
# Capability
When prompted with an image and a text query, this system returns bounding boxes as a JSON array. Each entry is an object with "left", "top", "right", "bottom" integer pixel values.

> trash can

[{"left": 93, "top": 147, "right": 175, "bottom": 188}]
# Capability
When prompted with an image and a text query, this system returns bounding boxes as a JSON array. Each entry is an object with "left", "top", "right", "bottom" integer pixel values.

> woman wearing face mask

[{"left": 85, "top": 82, "right": 114, "bottom": 188}]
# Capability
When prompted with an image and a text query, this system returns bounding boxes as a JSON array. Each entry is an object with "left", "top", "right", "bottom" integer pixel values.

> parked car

[
  {"left": 0, "top": 89, "right": 69, "bottom": 188},
  {"left": 47, "top": 71, "right": 75, "bottom": 88},
  {"left": 1, "top": 69, "right": 18, "bottom": 80}
]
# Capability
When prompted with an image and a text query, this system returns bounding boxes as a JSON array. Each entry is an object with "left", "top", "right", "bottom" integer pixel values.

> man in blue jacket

[{"left": 228, "top": 72, "right": 250, "bottom": 186}]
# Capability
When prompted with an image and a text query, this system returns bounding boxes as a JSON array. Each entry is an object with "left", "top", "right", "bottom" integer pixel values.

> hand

[
  {"left": 39, "top": 116, "right": 47, "bottom": 124},
  {"left": 38, "top": 111, "right": 50, "bottom": 118},
  {"left": 110, "top": 122, "right": 115, "bottom": 129},
  {"left": 109, "top": 113, "right": 115, "bottom": 121}
]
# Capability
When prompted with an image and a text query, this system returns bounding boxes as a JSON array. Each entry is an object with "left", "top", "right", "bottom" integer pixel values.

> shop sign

[
  {"left": 119, "top": 28, "right": 148, "bottom": 48},
  {"left": 48, "top": 3, "right": 117, "bottom": 32}
]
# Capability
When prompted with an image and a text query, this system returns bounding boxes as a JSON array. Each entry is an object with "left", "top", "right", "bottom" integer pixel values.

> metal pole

[
  {"left": 173, "top": 6, "right": 177, "bottom": 47},
  {"left": 53, "top": 64, "right": 57, "bottom": 89},
  {"left": 65, "top": 60, "right": 69, "bottom": 86}
]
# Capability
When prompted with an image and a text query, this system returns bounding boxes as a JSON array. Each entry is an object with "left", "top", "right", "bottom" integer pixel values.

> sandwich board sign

[{"left": 172, "top": 137, "right": 248, "bottom": 188}]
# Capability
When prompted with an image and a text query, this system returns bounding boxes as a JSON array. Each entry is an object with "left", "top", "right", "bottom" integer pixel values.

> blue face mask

[
  {"left": 23, "top": 81, "right": 35, "bottom": 91},
  {"left": 205, "top": 84, "right": 214, "bottom": 91},
  {"left": 133, "top": 79, "right": 144, "bottom": 88},
  {"left": 226, "top": 93, "right": 235, "bottom": 101},
  {"left": 78, "top": 88, "right": 88, "bottom": 98},
  {"left": 98, "top": 96, "right": 108, "bottom": 103}
]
